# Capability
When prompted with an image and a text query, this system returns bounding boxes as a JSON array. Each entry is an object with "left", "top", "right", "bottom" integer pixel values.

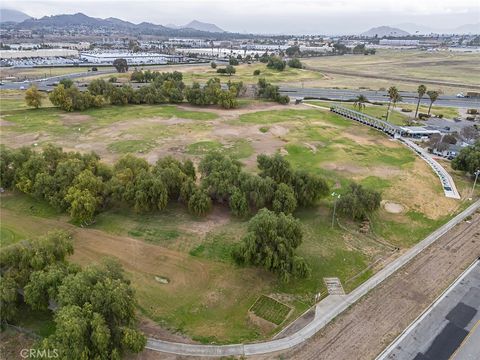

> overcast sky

[{"left": 2, "top": 0, "right": 479, "bottom": 34}]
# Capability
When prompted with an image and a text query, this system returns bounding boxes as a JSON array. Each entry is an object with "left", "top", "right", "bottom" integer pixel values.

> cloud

[{"left": 2, "top": 0, "right": 478, "bottom": 34}]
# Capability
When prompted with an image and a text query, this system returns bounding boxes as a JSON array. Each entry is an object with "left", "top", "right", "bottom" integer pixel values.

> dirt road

[{"left": 256, "top": 212, "right": 480, "bottom": 360}]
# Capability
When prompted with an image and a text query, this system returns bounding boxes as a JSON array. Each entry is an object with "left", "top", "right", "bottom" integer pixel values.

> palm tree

[
  {"left": 427, "top": 90, "right": 439, "bottom": 116},
  {"left": 386, "top": 86, "right": 402, "bottom": 121},
  {"left": 414, "top": 84, "right": 427, "bottom": 118},
  {"left": 353, "top": 94, "right": 368, "bottom": 112}
]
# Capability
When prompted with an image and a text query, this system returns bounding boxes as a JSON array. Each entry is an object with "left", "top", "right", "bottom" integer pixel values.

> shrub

[
  {"left": 188, "top": 190, "right": 212, "bottom": 216},
  {"left": 287, "top": 58, "right": 303, "bottom": 69},
  {"left": 253, "top": 69, "right": 261, "bottom": 76},
  {"left": 401, "top": 108, "right": 413, "bottom": 112}
]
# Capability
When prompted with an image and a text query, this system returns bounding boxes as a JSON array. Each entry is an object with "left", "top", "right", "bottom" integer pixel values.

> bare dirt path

[{"left": 255, "top": 212, "right": 480, "bottom": 360}]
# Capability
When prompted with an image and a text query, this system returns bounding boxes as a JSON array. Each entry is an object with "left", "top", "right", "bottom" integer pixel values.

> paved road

[
  {"left": 279, "top": 87, "right": 480, "bottom": 108},
  {"left": 144, "top": 200, "right": 480, "bottom": 357},
  {"left": 377, "top": 260, "right": 480, "bottom": 360}
]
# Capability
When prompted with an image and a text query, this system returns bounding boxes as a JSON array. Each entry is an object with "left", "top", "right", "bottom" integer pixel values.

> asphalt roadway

[
  {"left": 378, "top": 260, "right": 480, "bottom": 360},
  {"left": 279, "top": 86, "right": 480, "bottom": 108}
]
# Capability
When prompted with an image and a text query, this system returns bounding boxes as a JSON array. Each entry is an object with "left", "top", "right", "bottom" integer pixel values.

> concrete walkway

[
  {"left": 146, "top": 200, "right": 480, "bottom": 357},
  {"left": 399, "top": 138, "right": 460, "bottom": 199}
]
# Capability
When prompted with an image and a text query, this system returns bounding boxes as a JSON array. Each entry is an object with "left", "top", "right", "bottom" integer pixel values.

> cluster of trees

[
  {"left": 287, "top": 58, "right": 303, "bottom": 69},
  {"left": 337, "top": 184, "right": 381, "bottom": 221},
  {"left": 27, "top": 71, "right": 249, "bottom": 111},
  {"left": 266, "top": 56, "right": 287, "bottom": 71},
  {"left": 0, "top": 230, "right": 146, "bottom": 358},
  {"left": 216, "top": 65, "right": 236, "bottom": 76},
  {"left": 0, "top": 145, "right": 329, "bottom": 224},
  {"left": 0, "top": 145, "right": 202, "bottom": 223},
  {"left": 233, "top": 209, "right": 310, "bottom": 282},
  {"left": 413, "top": 84, "right": 440, "bottom": 118},
  {"left": 200, "top": 152, "right": 329, "bottom": 217},
  {"left": 185, "top": 78, "right": 244, "bottom": 109},
  {"left": 256, "top": 78, "right": 290, "bottom": 104},
  {"left": 452, "top": 140, "right": 480, "bottom": 175}
]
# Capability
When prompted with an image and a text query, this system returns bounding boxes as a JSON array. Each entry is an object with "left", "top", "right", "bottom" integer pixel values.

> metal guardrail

[{"left": 331, "top": 105, "right": 402, "bottom": 136}]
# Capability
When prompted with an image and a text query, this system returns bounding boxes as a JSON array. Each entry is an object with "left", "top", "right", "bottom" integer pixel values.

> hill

[
  {"left": 184, "top": 20, "right": 224, "bottom": 33},
  {"left": 0, "top": 8, "right": 31, "bottom": 23},
  {"left": 361, "top": 26, "right": 410, "bottom": 37},
  {"left": 12, "top": 12, "right": 241, "bottom": 38}
]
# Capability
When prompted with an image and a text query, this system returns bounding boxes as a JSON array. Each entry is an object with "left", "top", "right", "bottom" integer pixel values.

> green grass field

[
  {"left": 1, "top": 92, "right": 476, "bottom": 343},
  {"left": 250, "top": 295, "right": 292, "bottom": 325}
]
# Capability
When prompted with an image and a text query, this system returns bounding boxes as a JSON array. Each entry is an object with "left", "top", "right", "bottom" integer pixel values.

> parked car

[{"left": 456, "top": 93, "right": 465, "bottom": 98}]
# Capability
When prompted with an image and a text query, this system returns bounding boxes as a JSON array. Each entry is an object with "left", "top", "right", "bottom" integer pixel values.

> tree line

[
  {"left": 0, "top": 230, "right": 146, "bottom": 359},
  {"left": 1, "top": 145, "right": 382, "bottom": 281}
]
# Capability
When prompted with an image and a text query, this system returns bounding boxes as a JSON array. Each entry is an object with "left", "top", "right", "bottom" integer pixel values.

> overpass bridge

[{"left": 328, "top": 104, "right": 461, "bottom": 199}]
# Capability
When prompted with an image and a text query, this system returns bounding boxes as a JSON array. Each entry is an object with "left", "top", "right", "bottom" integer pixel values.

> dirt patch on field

[
  {"left": 248, "top": 312, "right": 277, "bottom": 336},
  {"left": 178, "top": 206, "right": 230, "bottom": 236},
  {"left": 0, "top": 119, "right": 15, "bottom": 127},
  {"left": 382, "top": 200, "right": 405, "bottom": 214},
  {"left": 60, "top": 113, "right": 93, "bottom": 125},
  {"left": 138, "top": 317, "right": 197, "bottom": 344}
]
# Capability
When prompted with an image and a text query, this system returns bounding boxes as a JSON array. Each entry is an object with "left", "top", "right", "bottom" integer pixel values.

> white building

[
  {"left": 80, "top": 51, "right": 183, "bottom": 65},
  {"left": 379, "top": 39, "right": 420, "bottom": 46}
]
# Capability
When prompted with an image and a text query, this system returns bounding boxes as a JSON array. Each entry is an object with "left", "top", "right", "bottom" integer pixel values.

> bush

[
  {"left": 188, "top": 190, "right": 212, "bottom": 216},
  {"left": 287, "top": 58, "right": 302, "bottom": 69},
  {"left": 267, "top": 56, "right": 286, "bottom": 71},
  {"left": 210, "top": 61, "right": 217, "bottom": 69},
  {"left": 253, "top": 69, "right": 261, "bottom": 76},
  {"left": 401, "top": 108, "right": 413, "bottom": 112},
  {"left": 229, "top": 57, "right": 239, "bottom": 66}
]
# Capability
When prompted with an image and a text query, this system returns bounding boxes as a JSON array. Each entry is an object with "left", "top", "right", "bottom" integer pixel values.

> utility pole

[
  {"left": 331, "top": 192, "right": 341, "bottom": 228},
  {"left": 472, "top": 169, "right": 480, "bottom": 198}
]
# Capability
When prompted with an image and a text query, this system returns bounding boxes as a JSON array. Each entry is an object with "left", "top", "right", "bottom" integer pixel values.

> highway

[{"left": 279, "top": 86, "right": 480, "bottom": 108}]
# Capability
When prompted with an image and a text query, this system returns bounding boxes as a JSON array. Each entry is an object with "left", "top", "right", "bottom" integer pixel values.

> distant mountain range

[
  {"left": 0, "top": 10, "right": 232, "bottom": 38},
  {"left": 166, "top": 20, "right": 224, "bottom": 33},
  {"left": 361, "top": 26, "right": 410, "bottom": 37},
  {"left": 394, "top": 22, "right": 480, "bottom": 34},
  {"left": 0, "top": 8, "right": 31, "bottom": 23}
]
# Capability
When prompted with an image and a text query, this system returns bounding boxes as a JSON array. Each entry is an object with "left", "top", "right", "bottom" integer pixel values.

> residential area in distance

[{"left": 0, "top": 1, "right": 479, "bottom": 360}]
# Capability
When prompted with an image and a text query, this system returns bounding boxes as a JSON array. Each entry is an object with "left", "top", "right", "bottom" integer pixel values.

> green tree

[
  {"left": 59, "top": 78, "right": 73, "bottom": 89},
  {"left": 287, "top": 58, "right": 302, "bottom": 69},
  {"left": 414, "top": 84, "right": 427, "bottom": 118},
  {"left": 272, "top": 183, "right": 297, "bottom": 214},
  {"left": 267, "top": 56, "right": 286, "bottom": 71},
  {"left": 210, "top": 61, "right": 217, "bottom": 69},
  {"left": 257, "top": 153, "right": 293, "bottom": 184},
  {"left": 229, "top": 187, "right": 249, "bottom": 216},
  {"left": 452, "top": 140, "right": 480, "bottom": 175},
  {"left": 225, "top": 65, "right": 236, "bottom": 76},
  {"left": 426, "top": 90, "right": 439, "bottom": 116},
  {"left": 386, "top": 86, "right": 402, "bottom": 121},
  {"left": 113, "top": 58, "right": 129, "bottom": 73},
  {"left": 337, "top": 183, "right": 381, "bottom": 220},
  {"left": 233, "top": 209, "right": 310, "bottom": 282},
  {"left": 188, "top": 190, "right": 212, "bottom": 216},
  {"left": 353, "top": 94, "right": 368, "bottom": 112},
  {"left": 49, "top": 84, "right": 73, "bottom": 111},
  {"left": 229, "top": 57, "right": 239, "bottom": 66},
  {"left": 25, "top": 84, "right": 44, "bottom": 108}
]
